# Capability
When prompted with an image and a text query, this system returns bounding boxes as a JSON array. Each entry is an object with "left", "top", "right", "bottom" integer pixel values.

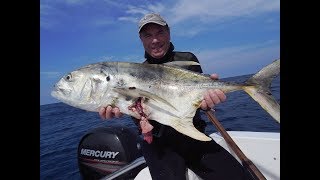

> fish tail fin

[{"left": 243, "top": 59, "right": 280, "bottom": 123}]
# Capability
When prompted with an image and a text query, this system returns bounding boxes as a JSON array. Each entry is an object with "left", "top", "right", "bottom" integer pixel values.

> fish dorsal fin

[
  {"left": 163, "top": 61, "right": 200, "bottom": 68},
  {"left": 113, "top": 87, "right": 177, "bottom": 110}
]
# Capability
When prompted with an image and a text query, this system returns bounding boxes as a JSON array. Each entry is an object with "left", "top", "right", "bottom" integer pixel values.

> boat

[
  {"left": 134, "top": 131, "right": 280, "bottom": 180},
  {"left": 77, "top": 125, "right": 280, "bottom": 180}
]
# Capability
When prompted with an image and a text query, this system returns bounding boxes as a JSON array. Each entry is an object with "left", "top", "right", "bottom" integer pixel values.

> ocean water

[{"left": 40, "top": 74, "right": 280, "bottom": 180}]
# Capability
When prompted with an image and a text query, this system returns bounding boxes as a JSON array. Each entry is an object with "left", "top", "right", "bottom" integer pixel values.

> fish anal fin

[{"left": 169, "top": 118, "right": 212, "bottom": 141}]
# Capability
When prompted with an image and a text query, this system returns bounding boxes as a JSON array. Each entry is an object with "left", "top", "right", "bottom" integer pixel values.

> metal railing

[{"left": 100, "top": 157, "right": 146, "bottom": 180}]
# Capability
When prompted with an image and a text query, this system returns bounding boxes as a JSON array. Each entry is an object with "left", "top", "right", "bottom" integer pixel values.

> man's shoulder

[
  {"left": 173, "top": 51, "right": 196, "bottom": 55},
  {"left": 172, "top": 51, "right": 199, "bottom": 62},
  {"left": 172, "top": 51, "right": 202, "bottom": 73}
]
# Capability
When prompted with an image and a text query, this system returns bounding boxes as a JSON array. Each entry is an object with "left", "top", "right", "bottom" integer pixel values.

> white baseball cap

[{"left": 138, "top": 13, "right": 167, "bottom": 33}]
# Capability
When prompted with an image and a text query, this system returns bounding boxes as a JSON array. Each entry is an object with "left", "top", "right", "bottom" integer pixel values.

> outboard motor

[{"left": 78, "top": 125, "right": 145, "bottom": 180}]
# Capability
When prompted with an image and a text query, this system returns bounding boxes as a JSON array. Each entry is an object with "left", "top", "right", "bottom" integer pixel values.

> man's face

[{"left": 139, "top": 23, "right": 171, "bottom": 59}]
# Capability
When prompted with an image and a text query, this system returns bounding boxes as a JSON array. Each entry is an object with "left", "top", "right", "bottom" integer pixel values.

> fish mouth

[
  {"left": 51, "top": 87, "right": 63, "bottom": 97},
  {"left": 51, "top": 90, "right": 60, "bottom": 99},
  {"left": 51, "top": 86, "right": 71, "bottom": 99}
]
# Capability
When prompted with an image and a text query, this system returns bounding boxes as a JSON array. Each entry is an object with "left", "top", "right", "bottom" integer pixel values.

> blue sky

[{"left": 40, "top": 0, "right": 280, "bottom": 105}]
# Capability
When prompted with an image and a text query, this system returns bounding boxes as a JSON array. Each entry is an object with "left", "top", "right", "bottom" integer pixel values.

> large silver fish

[{"left": 51, "top": 59, "right": 280, "bottom": 141}]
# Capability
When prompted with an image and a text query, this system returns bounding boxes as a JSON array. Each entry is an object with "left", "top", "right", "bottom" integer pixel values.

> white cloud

[
  {"left": 118, "top": 16, "right": 138, "bottom": 23},
  {"left": 126, "top": 5, "right": 150, "bottom": 15},
  {"left": 40, "top": 71, "right": 61, "bottom": 78},
  {"left": 40, "top": 3, "right": 70, "bottom": 30},
  {"left": 64, "top": 0, "right": 87, "bottom": 5},
  {"left": 119, "top": 3, "right": 166, "bottom": 23},
  {"left": 40, "top": 4, "right": 56, "bottom": 29},
  {"left": 169, "top": 0, "right": 280, "bottom": 24},
  {"left": 119, "top": 0, "right": 279, "bottom": 36},
  {"left": 146, "top": 3, "right": 165, "bottom": 14},
  {"left": 196, "top": 41, "right": 280, "bottom": 77}
]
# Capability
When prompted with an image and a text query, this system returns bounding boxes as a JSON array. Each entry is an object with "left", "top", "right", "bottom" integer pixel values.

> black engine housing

[{"left": 78, "top": 125, "right": 144, "bottom": 179}]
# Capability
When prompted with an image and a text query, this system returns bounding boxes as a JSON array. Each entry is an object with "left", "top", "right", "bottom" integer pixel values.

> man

[{"left": 99, "top": 13, "right": 254, "bottom": 180}]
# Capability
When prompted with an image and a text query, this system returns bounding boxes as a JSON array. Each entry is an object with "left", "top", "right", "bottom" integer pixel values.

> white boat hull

[{"left": 134, "top": 131, "right": 280, "bottom": 180}]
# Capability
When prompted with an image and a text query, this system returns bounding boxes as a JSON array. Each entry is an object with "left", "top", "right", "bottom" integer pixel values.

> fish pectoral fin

[
  {"left": 170, "top": 118, "right": 212, "bottom": 141},
  {"left": 163, "top": 61, "right": 200, "bottom": 68},
  {"left": 113, "top": 87, "right": 177, "bottom": 110}
]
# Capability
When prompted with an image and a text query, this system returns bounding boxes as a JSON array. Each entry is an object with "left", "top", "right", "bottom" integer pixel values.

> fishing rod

[{"left": 205, "top": 110, "right": 266, "bottom": 180}]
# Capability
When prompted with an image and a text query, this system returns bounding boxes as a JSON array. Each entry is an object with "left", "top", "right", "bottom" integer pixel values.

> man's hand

[
  {"left": 200, "top": 74, "right": 226, "bottom": 110},
  {"left": 99, "top": 106, "right": 123, "bottom": 119},
  {"left": 98, "top": 105, "right": 154, "bottom": 144}
]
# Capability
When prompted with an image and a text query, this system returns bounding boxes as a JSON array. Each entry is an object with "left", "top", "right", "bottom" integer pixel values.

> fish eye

[
  {"left": 65, "top": 74, "right": 72, "bottom": 81},
  {"left": 106, "top": 76, "right": 110, "bottom": 81}
]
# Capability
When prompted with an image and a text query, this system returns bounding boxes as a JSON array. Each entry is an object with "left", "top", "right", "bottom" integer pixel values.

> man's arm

[{"left": 200, "top": 74, "right": 226, "bottom": 110}]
